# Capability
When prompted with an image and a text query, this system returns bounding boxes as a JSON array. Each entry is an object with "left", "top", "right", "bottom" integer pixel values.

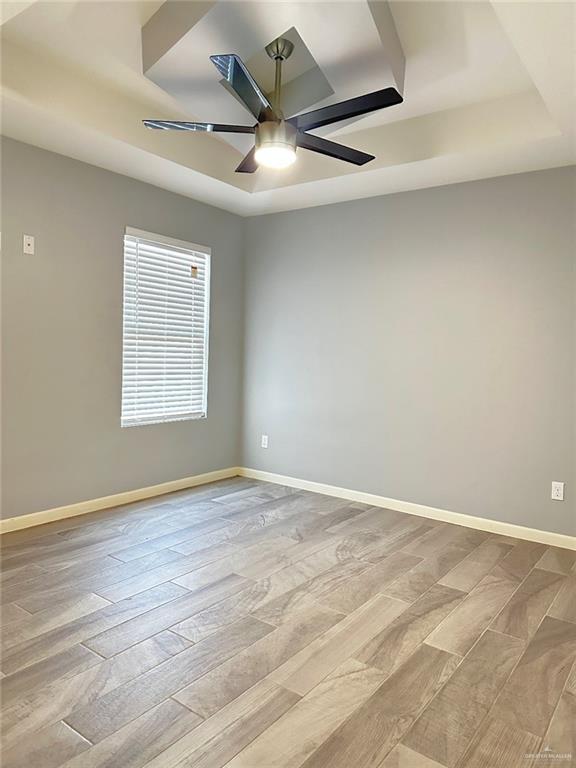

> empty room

[{"left": 1, "top": 1, "right": 575, "bottom": 767}]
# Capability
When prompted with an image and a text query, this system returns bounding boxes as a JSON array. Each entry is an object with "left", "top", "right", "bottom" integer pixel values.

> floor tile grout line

[{"left": 60, "top": 717, "right": 95, "bottom": 746}]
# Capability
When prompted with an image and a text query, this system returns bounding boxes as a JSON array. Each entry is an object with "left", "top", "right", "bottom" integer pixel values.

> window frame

[{"left": 121, "top": 226, "right": 211, "bottom": 428}]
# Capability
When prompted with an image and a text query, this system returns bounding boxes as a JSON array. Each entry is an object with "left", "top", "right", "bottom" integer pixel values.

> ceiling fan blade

[
  {"left": 143, "top": 120, "right": 255, "bottom": 134},
  {"left": 235, "top": 146, "right": 258, "bottom": 173},
  {"left": 210, "top": 54, "right": 274, "bottom": 122},
  {"left": 297, "top": 133, "right": 374, "bottom": 166},
  {"left": 288, "top": 87, "right": 402, "bottom": 131}
]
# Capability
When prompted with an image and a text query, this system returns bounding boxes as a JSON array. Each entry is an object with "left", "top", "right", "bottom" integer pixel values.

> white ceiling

[{"left": 1, "top": 0, "right": 575, "bottom": 216}]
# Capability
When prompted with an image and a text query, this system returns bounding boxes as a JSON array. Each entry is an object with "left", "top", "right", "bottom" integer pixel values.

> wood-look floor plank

[
  {"left": 269, "top": 594, "right": 408, "bottom": 696},
  {"left": 251, "top": 559, "right": 370, "bottom": 626},
  {"left": 168, "top": 525, "right": 242, "bottom": 557},
  {"left": 210, "top": 482, "right": 274, "bottom": 503},
  {"left": 176, "top": 546, "right": 353, "bottom": 620},
  {"left": 150, "top": 685, "right": 298, "bottom": 768},
  {"left": 355, "top": 584, "right": 466, "bottom": 677},
  {"left": 1, "top": 510, "right": 205, "bottom": 573},
  {"left": 323, "top": 505, "right": 404, "bottom": 534},
  {"left": 0, "top": 563, "right": 47, "bottom": 586},
  {"left": 548, "top": 574, "right": 576, "bottom": 623},
  {"left": 258, "top": 502, "right": 369, "bottom": 545},
  {"left": 92, "top": 555, "right": 237, "bottom": 603},
  {"left": 212, "top": 489, "right": 298, "bottom": 518},
  {"left": 173, "top": 602, "right": 343, "bottom": 717},
  {"left": 109, "top": 518, "right": 233, "bottom": 563},
  {"left": 141, "top": 679, "right": 300, "bottom": 768},
  {"left": 402, "top": 629, "right": 524, "bottom": 767},
  {"left": 491, "top": 615, "right": 576, "bottom": 737},
  {"left": 169, "top": 584, "right": 260, "bottom": 644},
  {"left": 426, "top": 562, "right": 521, "bottom": 656},
  {"left": 65, "top": 616, "right": 273, "bottom": 743},
  {"left": 2, "top": 720, "right": 91, "bottom": 768},
  {"left": 567, "top": 659, "right": 576, "bottom": 695},
  {"left": 84, "top": 573, "right": 250, "bottom": 657},
  {"left": 379, "top": 745, "right": 446, "bottom": 768},
  {"left": 1, "top": 643, "right": 102, "bottom": 706},
  {"left": 383, "top": 543, "right": 471, "bottom": 603},
  {"left": 497, "top": 540, "right": 548, "bottom": 581},
  {"left": 1, "top": 582, "right": 188, "bottom": 675},
  {"left": 540, "top": 691, "right": 576, "bottom": 763},
  {"left": 299, "top": 643, "right": 459, "bottom": 768},
  {"left": 438, "top": 539, "right": 513, "bottom": 592},
  {"left": 354, "top": 522, "right": 435, "bottom": 565},
  {"left": 537, "top": 546, "right": 576, "bottom": 575},
  {"left": 169, "top": 546, "right": 346, "bottom": 645},
  {"left": 1, "top": 630, "right": 191, "bottom": 748},
  {"left": 232, "top": 534, "right": 341, "bottom": 580},
  {"left": 332, "top": 529, "right": 387, "bottom": 559},
  {"left": 316, "top": 551, "right": 422, "bottom": 614},
  {"left": 2, "top": 554, "right": 129, "bottom": 607},
  {"left": 222, "top": 659, "right": 387, "bottom": 768},
  {"left": 402, "top": 524, "right": 487, "bottom": 558},
  {"left": 219, "top": 537, "right": 296, "bottom": 579},
  {"left": 2, "top": 592, "right": 111, "bottom": 650},
  {"left": 491, "top": 568, "right": 565, "bottom": 639},
  {"left": 1, "top": 602, "right": 32, "bottom": 623},
  {"left": 360, "top": 518, "right": 434, "bottom": 563},
  {"left": 223, "top": 493, "right": 339, "bottom": 531},
  {"left": 61, "top": 699, "right": 202, "bottom": 768},
  {"left": 457, "top": 717, "right": 540, "bottom": 768},
  {"left": 12, "top": 549, "right": 184, "bottom": 613}
]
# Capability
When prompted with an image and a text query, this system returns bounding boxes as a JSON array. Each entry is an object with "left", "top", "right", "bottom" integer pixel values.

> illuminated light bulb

[
  {"left": 254, "top": 120, "right": 297, "bottom": 170},
  {"left": 254, "top": 144, "right": 296, "bottom": 169}
]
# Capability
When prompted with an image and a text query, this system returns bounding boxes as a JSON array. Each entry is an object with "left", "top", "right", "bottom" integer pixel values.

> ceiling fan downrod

[{"left": 265, "top": 37, "right": 294, "bottom": 115}]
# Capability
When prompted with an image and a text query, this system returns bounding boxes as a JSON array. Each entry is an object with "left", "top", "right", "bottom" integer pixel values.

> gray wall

[
  {"left": 2, "top": 138, "right": 574, "bottom": 536},
  {"left": 1, "top": 138, "right": 244, "bottom": 519},
  {"left": 243, "top": 168, "right": 575, "bottom": 536}
]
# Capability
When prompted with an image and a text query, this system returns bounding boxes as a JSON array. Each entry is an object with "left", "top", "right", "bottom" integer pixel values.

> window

[{"left": 121, "top": 227, "right": 210, "bottom": 427}]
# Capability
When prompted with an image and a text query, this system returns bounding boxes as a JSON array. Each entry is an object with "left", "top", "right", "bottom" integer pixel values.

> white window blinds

[{"left": 121, "top": 227, "right": 210, "bottom": 427}]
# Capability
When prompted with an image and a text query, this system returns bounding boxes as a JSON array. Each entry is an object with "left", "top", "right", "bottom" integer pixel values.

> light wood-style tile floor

[{"left": 1, "top": 477, "right": 575, "bottom": 768}]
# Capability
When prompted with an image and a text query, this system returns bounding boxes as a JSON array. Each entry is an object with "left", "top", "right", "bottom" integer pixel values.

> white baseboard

[
  {"left": 0, "top": 467, "right": 241, "bottom": 535},
  {"left": 238, "top": 467, "right": 576, "bottom": 551},
  {"left": 3, "top": 464, "right": 574, "bottom": 551}
]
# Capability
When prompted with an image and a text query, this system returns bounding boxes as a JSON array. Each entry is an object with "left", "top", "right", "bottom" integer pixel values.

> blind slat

[{"left": 121, "top": 229, "right": 210, "bottom": 428}]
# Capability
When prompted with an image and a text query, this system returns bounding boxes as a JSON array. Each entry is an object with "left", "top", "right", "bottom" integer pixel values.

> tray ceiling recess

[{"left": 1, "top": 1, "right": 574, "bottom": 214}]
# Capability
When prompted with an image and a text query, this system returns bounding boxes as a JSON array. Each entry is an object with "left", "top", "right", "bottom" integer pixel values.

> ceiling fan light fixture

[
  {"left": 255, "top": 120, "right": 297, "bottom": 169},
  {"left": 255, "top": 144, "right": 296, "bottom": 169}
]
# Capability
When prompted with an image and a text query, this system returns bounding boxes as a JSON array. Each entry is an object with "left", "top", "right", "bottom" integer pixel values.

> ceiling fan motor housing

[{"left": 256, "top": 120, "right": 297, "bottom": 154}]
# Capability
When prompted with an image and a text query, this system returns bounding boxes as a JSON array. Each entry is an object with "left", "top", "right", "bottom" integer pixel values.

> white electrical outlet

[
  {"left": 551, "top": 481, "right": 564, "bottom": 501},
  {"left": 261, "top": 434, "right": 269, "bottom": 449},
  {"left": 23, "top": 234, "right": 35, "bottom": 255}
]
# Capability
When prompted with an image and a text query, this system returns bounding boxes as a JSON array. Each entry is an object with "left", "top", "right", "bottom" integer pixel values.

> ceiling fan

[{"left": 144, "top": 37, "right": 403, "bottom": 172}]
